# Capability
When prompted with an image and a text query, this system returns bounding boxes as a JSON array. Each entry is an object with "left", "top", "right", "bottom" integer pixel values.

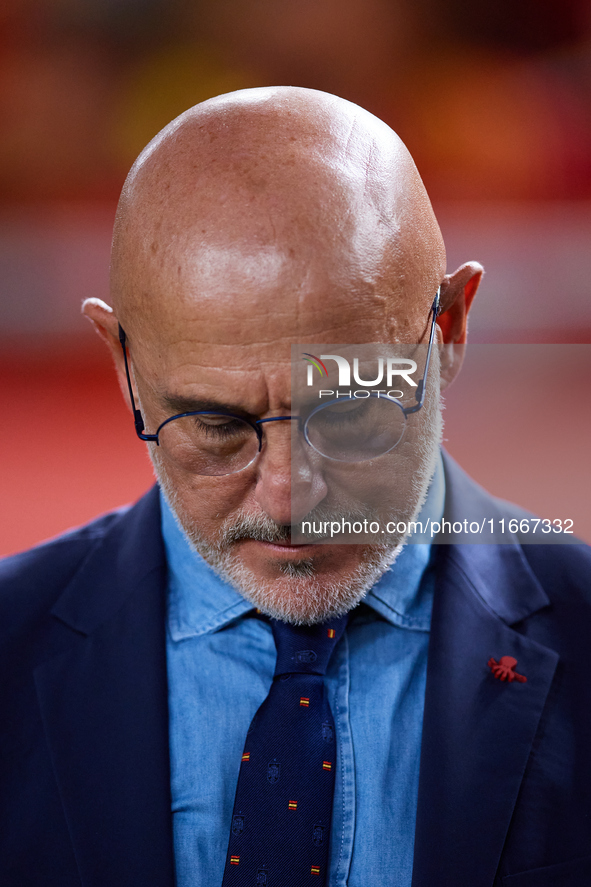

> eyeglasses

[{"left": 118, "top": 289, "right": 440, "bottom": 476}]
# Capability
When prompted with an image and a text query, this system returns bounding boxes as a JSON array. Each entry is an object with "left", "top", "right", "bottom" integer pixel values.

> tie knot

[{"left": 271, "top": 613, "right": 348, "bottom": 677}]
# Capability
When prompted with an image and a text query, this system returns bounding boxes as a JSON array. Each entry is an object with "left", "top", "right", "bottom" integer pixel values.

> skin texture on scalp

[
  {"left": 84, "top": 86, "right": 482, "bottom": 624},
  {"left": 110, "top": 86, "right": 446, "bottom": 345}
]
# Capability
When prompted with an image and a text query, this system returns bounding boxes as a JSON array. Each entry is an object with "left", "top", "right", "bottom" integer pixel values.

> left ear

[
  {"left": 436, "top": 261, "right": 483, "bottom": 390},
  {"left": 437, "top": 261, "right": 483, "bottom": 345}
]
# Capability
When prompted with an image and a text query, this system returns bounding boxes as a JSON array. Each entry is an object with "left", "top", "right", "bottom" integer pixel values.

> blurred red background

[{"left": 1, "top": 0, "right": 590, "bottom": 554}]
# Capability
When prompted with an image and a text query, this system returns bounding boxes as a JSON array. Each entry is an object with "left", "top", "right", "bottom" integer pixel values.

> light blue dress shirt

[{"left": 164, "top": 459, "right": 444, "bottom": 886}]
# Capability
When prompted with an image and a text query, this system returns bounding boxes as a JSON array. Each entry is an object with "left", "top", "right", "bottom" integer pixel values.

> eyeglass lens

[
  {"left": 305, "top": 396, "right": 406, "bottom": 462},
  {"left": 158, "top": 413, "right": 260, "bottom": 476},
  {"left": 154, "top": 397, "right": 407, "bottom": 476}
]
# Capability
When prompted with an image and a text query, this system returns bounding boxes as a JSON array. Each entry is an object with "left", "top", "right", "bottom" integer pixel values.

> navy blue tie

[{"left": 221, "top": 614, "right": 348, "bottom": 886}]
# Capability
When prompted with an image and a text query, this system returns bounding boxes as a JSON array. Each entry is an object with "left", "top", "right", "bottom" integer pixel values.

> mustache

[{"left": 219, "top": 503, "right": 377, "bottom": 546}]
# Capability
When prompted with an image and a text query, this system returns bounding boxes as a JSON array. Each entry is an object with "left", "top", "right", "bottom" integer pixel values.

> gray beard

[
  {"left": 150, "top": 395, "right": 443, "bottom": 625},
  {"left": 156, "top": 474, "right": 404, "bottom": 624}
]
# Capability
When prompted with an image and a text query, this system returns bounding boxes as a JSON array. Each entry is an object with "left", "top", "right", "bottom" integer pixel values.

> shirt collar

[{"left": 163, "top": 454, "right": 445, "bottom": 640}]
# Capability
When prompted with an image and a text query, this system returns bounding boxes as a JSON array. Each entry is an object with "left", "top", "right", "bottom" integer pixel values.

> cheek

[
  {"left": 321, "top": 412, "right": 438, "bottom": 508},
  {"left": 157, "top": 455, "right": 256, "bottom": 533}
]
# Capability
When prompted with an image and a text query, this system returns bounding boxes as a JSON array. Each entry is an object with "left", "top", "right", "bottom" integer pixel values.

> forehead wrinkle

[
  {"left": 158, "top": 360, "right": 291, "bottom": 418},
  {"left": 135, "top": 271, "right": 393, "bottom": 347}
]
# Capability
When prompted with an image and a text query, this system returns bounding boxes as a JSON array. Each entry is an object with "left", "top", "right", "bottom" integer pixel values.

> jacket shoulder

[
  {"left": 521, "top": 540, "right": 591, "bottom": 604},
  {"left": 0, "top": 506, "right": 130, "bottom": 632}
]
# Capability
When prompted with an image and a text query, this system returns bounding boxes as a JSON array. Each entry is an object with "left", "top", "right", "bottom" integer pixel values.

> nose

[{"left": 253, "top": 419, "right": 327, "bottom": 526}]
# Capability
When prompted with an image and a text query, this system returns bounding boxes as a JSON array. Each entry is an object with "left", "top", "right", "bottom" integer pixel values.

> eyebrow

[{"left": 160, "top": 394, "right": 254, "bottom": 419}]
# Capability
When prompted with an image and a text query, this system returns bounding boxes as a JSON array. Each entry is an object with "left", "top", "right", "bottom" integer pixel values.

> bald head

[{"left": 110, "top": 86, "right": 445, "bottom": 344}]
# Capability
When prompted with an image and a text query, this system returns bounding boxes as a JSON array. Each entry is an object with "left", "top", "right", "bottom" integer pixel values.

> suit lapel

[
  {"left": 34, "top": 488, "right": 175, "bottom": 887},
  {"left": 412, "top": 459, "right": 560, "bottom": 887}
]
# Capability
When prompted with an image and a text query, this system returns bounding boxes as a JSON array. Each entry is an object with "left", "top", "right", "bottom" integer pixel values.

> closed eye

[{"left": 192, "top": 415, "right": 251, "bottom": 439}]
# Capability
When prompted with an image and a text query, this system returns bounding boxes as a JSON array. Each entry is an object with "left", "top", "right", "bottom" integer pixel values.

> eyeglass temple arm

[
  {"left": 118, "top": 325, "right": 158, "bottom": 441},
  {"left": 404, "top": 287, "right": 441, "bottom": 415}
]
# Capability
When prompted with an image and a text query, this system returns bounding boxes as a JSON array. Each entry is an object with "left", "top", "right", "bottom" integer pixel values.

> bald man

[{"left": 1, "top": 88, "right": 590, "bottom": 887}]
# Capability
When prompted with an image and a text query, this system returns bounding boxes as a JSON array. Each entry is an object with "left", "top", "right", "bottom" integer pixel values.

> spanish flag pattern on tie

[{"left": 221, "top": 613, "right": 348, "bottom": 886}]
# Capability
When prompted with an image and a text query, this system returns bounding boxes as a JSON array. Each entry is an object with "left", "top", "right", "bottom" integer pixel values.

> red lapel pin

[{"left": 488, "top": 655, "right": 527, "bottom": 683}]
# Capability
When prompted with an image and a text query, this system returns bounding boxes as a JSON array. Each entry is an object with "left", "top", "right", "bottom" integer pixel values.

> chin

[
  {"left": 152, "top": 463, "right": 400, "bottom": 625},
  {"left": 202, "top": 543, "right": 402, "bottom": 625}
]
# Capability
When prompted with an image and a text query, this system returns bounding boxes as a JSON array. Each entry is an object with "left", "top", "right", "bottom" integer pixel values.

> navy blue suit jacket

[{"left": 1, "top": 455, "right": 591, "bottom": 886}]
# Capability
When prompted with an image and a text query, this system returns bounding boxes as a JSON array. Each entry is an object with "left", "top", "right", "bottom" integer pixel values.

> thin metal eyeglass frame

[{"left": 118, "top": 287, "right": 441, "bottom": 458}]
